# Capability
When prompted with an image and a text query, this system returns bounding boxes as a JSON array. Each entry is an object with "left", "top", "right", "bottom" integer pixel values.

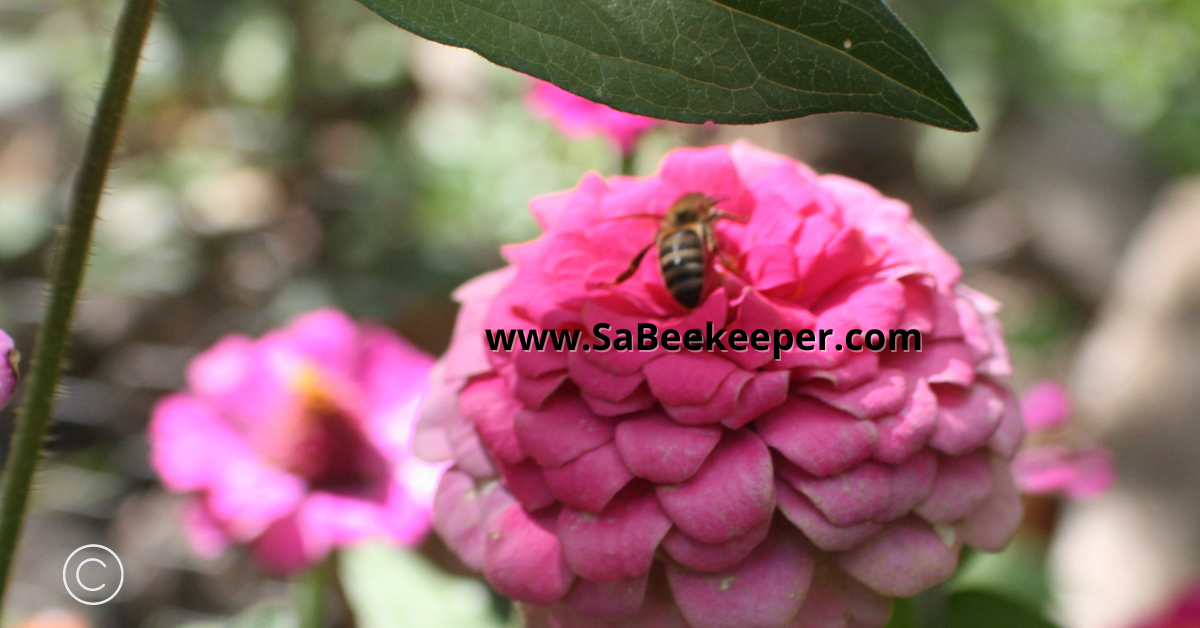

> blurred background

[{"left": 0, "top": 0, "right": 1198, "bottom": 626}]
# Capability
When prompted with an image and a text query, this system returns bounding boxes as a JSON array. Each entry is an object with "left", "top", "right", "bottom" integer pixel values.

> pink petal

[
  {"left": 1019, "top": 380, "right": 1073, "bottom": 430},
  {"left": 557, "top": 488, "right": 672, "bottom": 582},
  {"left": 987, "top": 392, "right": 1024, "bottom": 458},
  {"left": 484, "top": 504, "right": 575, "bottom": 605},
  {"left": 614, "top": 413, "right": 722, "bottom": 483},
  {"left": 915, "top": 451, "right": 994, "bottom": 523},
  {"left": 781, "top": 460, "right": 891, "bottom": 527},
  {"left": 252, "top": 512, "right": 316, "bottom": 575},
  {"left": 666, "top": 525, "right": 814, "bottom": 628},
  {"left": 1013, "top": 445, "right": 1114, "bottom": 499},
  {"left": 836, "top": 518, "right": 959, "bottom": 597},
  {"left": 433, "top": 472, "right": 514, "bottom": 570},
  {"left": 958, "top": 458, "right": 1023, "bottom": 551},
  {"left": 873, "top": 379, "right": 939, "bottom": 464},
  {"left": 149, "top": 394, "right": 253, "bottom": 491},
  {"left": 569, "top": 350, "right": 647, "bottom": 402},
  {"left": 460, "top": 376, "right": 525, "bottom": 464},
  {"left": 563, "top": 574, "right": 650, "bottom": 620},
  {"left": 643, "top": 352, "right": 738, "bottom": 407},
  {"left": 793, "top": 560, "right": 892, "bottom": 628},
  {"left": 543, "top": 443, "right": 634, "bottom": 512},
  {"left": 663, "top": 369, "right": 756, "bottom": 426},
  {"left": 776, "top": 482, "right": 881, "bottom": 551},
  {"left": 0, "top": 330, "right": 16, "bottom": 409},
  {"left": 886, "top": 341, "right": 975, "bottom": 387},
  {"left": 804, "top": 369, "right": 910, "bottom": 420},
  {"left": 929, "top": 384, "right": 1003, "bottom": 456},
  {"left": 876, "top": 450, "right": 938, "bottom": 522},
  {"left": 181, "top": 499, "right": 231, "bottom": 558},
  {"left": 721, "top": 370, "right": 790, "bottom": 429},
  {"left": 661, "top": 516, "right": 771, "bottom": 572},
  {"left": 657, "top": 431, "right": 775, "bottom": 544},
  {"left": 496, "top": 458, "right": 556, "bottom": 511},
  {"left": 514, "top": 395, "right": 615, "bottom": 467},
  {"left": 756, "top": 396, "right": 877, "bottom": 477}
]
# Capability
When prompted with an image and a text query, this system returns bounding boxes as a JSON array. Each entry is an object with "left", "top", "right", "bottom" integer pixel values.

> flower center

[{"left": 265, "top": 365, "right": 389, "bottom": 498}]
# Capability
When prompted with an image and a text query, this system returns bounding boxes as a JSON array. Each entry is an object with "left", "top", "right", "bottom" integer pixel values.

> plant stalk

[
  {"left": 297, "top": 554, "right": 335, "bottom": 628},
  {"left": 0, "top": 0, "right": 158, "bottom": 611}
]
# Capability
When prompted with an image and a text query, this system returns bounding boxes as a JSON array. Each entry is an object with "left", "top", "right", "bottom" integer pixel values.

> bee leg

[
  {"left": 613, "top": 243, "right": 653, "bottom": 284},
  {"left": 707, "top": 210, "right": 749, "bottom": 224},
  {"left": 703, "top": 223, "right": 740, "bottom": 275}
]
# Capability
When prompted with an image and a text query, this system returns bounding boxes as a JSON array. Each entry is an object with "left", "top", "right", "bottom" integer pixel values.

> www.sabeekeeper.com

[{"left": 485, "top": 323, "right": 922, "bottom": 361}]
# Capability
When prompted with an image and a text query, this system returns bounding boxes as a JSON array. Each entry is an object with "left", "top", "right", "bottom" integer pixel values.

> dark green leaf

[
  {"left": 353, "top": 0, "right": 978, "bottom": 131},
  {"left": 946, "top": 591, "right": 1062, "bottom": 628}
]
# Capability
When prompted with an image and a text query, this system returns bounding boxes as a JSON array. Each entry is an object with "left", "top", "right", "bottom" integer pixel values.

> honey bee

[{"left": 613, "top": 192, "right": 746, "bottom": 308}]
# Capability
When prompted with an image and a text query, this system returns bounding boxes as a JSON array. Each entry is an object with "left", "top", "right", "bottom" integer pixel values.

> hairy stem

[{"left": 0, "top": 0, "right": 158, "bottom": 611}]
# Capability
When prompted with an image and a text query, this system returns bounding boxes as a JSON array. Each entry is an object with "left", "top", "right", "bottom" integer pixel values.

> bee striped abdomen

[{"left": 659, "top": 229, "right": 706, "bottom": 308}]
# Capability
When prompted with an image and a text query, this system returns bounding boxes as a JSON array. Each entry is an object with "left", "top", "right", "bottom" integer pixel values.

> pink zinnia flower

[
  {"left": 1013, "top": 380, "right": 1114, "bottom": 500},
  {"left": 150, "top": 309, "right": 443, "bottom": 574},
  {"left": 417, "top": 143, "right": 1025, "bottom": 628},
  {"left": 527, "top": 80, "right": 662, "bottom": 155},
  {"left": 0, "top": 329, "right": 16, "bottom": 409}
]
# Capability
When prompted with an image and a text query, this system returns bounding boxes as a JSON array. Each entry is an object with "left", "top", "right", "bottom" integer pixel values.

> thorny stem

[{"left": 0, "top": 0, "right": 158, "bottom": 611}]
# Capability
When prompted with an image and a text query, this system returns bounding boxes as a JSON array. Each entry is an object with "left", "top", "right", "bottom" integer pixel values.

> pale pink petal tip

[{"left": 1020, "top": 380, "right": 1072, "bottom": 430}]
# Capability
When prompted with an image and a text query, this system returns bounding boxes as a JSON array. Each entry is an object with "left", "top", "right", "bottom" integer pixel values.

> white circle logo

[{"left": 63, "top": 544, "right": 123, "bottom": 605}]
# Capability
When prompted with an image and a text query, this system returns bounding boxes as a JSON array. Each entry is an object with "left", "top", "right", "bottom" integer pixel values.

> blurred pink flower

[
  {"left": 1013, "top": 380, "right": 1114, "bottom": 500},
  {"left": 527, "top": 80, "right": 662, "bottom": 155},
  {"left": 150, "top": 309, "right": 443, "bottom": 574},
  {"left": 1132, "top": 583, "right": 1200, "bottom": 628},
  {"left": 0, "top": 329, "right": 16, "bottom": 409},
  {"left": 417, "top": 143, "right": 1025, "bottom": 628}
]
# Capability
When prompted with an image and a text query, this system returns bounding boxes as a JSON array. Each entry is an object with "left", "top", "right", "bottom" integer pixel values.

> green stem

[
  {"left": 0, "top": 0, "right": 157, "bottom": 612},
  {"left": 620, "top": 150, "right": 637, "bottom": 176},
  {"left": 297, "top": 554, "right": 335, "bottom": 628}
]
